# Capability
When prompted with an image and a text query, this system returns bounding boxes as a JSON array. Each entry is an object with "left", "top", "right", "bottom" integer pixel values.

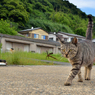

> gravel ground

[{"left": 0, "top": 65, "right": 95, "bottom": 95}]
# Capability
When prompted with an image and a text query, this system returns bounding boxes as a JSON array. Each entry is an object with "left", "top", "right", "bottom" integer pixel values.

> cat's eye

[
  {"left": 62, "top": 49, "right": 65, "bottom": 52},
  {"left": 69, "top": 49, "right": 73, "bottom": 52}
]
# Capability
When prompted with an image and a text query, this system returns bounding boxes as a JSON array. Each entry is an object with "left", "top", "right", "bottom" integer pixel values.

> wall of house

[
  {"left": 36, "top": 43, "right": 56, "bottom": 53},
  {"left": 48, "top": 34, "right": 56, "bottom": 41},
  {"left": 1, "top": 38, "right": 32, "bottom": 52},
  {"left": 57, "top": 33, "right": 85, "bottom": 42},
  {"left": 29, "top": 29, "right": 48, "bottom": 40},
  {"left": 92, "top": 39, "right": 95, "bottom": 42},
  {"left": 0, "top": 37, "right": 60, "bottom": 54},
  {"left": 57, "top": 33, "right": 69, "bottom": 42},
  {"left": 36, "top": 46, "right": 53, "bottom": 53}
]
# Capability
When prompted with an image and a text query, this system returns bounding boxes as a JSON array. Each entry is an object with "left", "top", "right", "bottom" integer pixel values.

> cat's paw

[
  {"left": 78, "top": 79, "right": 83, "bottom": 82},
  {"left": 64, "top": 82, "right": 71, "bottom": 86},
  {"left": 85, "top": 78, "right": 90, "bottom": 80}
]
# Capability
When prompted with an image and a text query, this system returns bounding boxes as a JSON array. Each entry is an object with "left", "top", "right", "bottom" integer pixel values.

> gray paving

[
  {"left": 31, "top": 58, "right": 70, "bottom": 65},
  {"left": 0, "top": 65, "right": 95, "bottom": 95}
]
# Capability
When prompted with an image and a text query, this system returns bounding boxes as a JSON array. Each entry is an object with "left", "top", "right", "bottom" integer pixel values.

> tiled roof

[
  {"left": 18, "top": 27, "right": 41, "bottom": 33},
  {"left": 58, "top": 31, "right": 85, "bottom": 39},
  {"left": 18, "top": 27, "right": 49, "bottom": 34},
  {"left": 0, "top": 33, "right": 60, "bottom": 46}
]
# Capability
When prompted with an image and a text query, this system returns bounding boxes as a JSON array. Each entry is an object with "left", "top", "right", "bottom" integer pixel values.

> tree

[
  {"left": 0, "top": 19, "right": 17, "bottom": 35},
  {"left": 0, "top": 0, "right": 29, "bottom": 26},
  {"left": 75, "top": 28, "right": 85, "bottom": 36}
]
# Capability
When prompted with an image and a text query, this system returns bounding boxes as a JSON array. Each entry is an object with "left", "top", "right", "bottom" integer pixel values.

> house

[
  {"left": 18, "top": 27, "right": 48, "bottom": 40},
  {"left": 48, "top": 32, "right": 86, "bottom": 42},
  {"left": 48, "top": 32, "right": 57, "bottom": 41},
  {"left": 0, "top": 33, "right": 60, "bottom": 54},
  {"left": 92, "top": 39, "right": 95, "bottom": 42}
]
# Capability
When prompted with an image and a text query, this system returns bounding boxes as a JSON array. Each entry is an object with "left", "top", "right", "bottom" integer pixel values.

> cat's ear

[
  {"left": 56, "top": 34, "right": 64, "bottom": 44},
  {"left": 71, "top": 37, "right": 77, "bottom": 46}
]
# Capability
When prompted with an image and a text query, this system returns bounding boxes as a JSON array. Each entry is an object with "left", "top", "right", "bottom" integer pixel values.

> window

[
  {"left": 71, "top": 38, "right": 73, "bottom": 41},
  {"left": 64, "top": 38, "right": 67, "bottom": 42},
  {"left": 49, "top": 38, "right": 53, "bottom": 40},
  {"left": 78, "top": 39, "right": 82, "bottom": 42},
  {"left": 41, "top": 35, "right": 46, "bottom": 39},
  {"left": 26, "top": 34, "right": 29, "bottom": 37},
  {"left": 34, "top": 34, "right": 39, "bottom": 38}
]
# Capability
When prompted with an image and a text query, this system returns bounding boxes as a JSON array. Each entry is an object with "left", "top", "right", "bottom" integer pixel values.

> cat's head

[{"left": 57, "top": 36, "right": 78, "bottom": 59}]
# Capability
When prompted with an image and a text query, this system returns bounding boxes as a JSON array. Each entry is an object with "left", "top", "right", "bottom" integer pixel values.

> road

[
  {"left": 0, "top": 65, "right": 95, "bottom": 95},
  {"left": 31, "top": 58, "right": 70, "bottom": 65}
]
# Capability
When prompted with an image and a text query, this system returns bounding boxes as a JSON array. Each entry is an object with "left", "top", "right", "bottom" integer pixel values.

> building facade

[
  {"left": 0, "top": 34, "right": 60, "bottom": 54},
  {"left": 18, "top": 27, "right": 48, "bottom": 40},
  {"left": 48, "top": 32, "right": 85, "bottom": 42}
]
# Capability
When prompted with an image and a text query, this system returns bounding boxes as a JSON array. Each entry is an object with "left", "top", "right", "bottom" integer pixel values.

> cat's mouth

[{"left": 64, "top": 54, "right": 68, "bottom": 58}]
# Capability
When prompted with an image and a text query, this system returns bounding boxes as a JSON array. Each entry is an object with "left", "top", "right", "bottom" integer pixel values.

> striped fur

[
  {"left": 86, "top": 15, "right": 93, "bottom": 40},
  {"left": 57, "top": 15, "right": 94, "bottom": 86}
]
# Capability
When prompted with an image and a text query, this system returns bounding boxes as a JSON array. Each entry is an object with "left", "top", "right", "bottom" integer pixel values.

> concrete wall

[{"left": 1, "top": 37, "right": 60, "bottom": 54}]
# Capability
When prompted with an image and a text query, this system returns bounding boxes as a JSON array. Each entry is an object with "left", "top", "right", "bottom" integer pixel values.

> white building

[
  {"left": 48, "top": 32, "right": 57, "bottom": 41},
  {"left": 92, "top": 39, "right": 95, "bottom": 43},
  {"left": 48, "top": 32, "right": 85, "bottom": 42}
]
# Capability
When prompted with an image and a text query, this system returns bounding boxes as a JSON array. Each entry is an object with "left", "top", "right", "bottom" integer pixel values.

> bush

[
  {"left": 75, "top": 28, "right": 85, "bottom": 36},
  {"left": 0, "top": 19, "right": 17, "bottom": 35},
  {"left": 11, "top": 52, "right": 20, "bottom": 65},
  {"left": 26, "top": 18, "right": 74, "bottom": 33}
]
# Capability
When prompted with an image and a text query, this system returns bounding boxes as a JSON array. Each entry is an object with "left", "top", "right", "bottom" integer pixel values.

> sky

[{"left": 69, "top": 0, "right": 95, "bottom": 16}]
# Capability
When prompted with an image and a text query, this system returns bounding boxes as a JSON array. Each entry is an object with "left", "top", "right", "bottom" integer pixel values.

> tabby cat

[{"left": 57, "top": 15, "right": 94, "bottom": 86}]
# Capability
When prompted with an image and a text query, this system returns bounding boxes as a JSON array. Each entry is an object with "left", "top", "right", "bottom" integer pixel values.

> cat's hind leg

[
  {"left": 84, "top": 67, "right": 87, "bottom": 80},
  {"left": 78, "top": 70, "right": 83, "bottom": 82},
  {"left": 85, "top": 64, "right": 92, "bottom": 80}
]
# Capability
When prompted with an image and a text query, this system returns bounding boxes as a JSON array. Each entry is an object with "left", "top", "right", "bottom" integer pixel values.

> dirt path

[{"left": 0, "top": 65, "right": 95, "bottom": 95}]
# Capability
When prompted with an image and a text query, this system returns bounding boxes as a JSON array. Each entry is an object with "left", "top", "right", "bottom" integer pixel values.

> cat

[{"left": 56, "top": 15, "right": 94, "bottom": 86}]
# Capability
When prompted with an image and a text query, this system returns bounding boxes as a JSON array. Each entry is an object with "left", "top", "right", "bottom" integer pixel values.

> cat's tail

[{"left": 86, "top": 15, "right": 93, "bottom": 40}]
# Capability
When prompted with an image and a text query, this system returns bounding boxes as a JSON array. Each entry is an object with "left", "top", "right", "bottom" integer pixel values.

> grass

[
  {"left": 0, "top": 51, "right": 69, "bottom": 65},
  {"left": 19, "top": 52, "right": 68, "bottom": 62}
]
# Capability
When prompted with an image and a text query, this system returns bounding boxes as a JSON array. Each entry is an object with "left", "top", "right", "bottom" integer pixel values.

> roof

[
  {"left": 48, "top": 32, "right": 56, "bottom": 34},
  {"left": 58, "top": 31, "right": 86, "bottom": 39},
  {"left": 18, "top": 27, "right": 48, "bottom": 34},
  {"left": 18, "top": 27, "right": 41, "bottom": 33},
  {"left": 0, "top": 33, "right": 60, "bottom": 46}
]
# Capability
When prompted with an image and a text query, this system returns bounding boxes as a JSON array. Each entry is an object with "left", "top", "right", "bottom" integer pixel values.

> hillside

[{"left": 0, "top": 0, "right": 95, "bottom": 37}]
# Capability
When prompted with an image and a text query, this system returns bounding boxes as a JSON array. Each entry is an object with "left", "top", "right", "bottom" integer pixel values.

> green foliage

[
  {"left": 11, "top": 52, "right": 20, "bottom": 65},
  {"left": 92, "top": 17, "right": 95, "bottom": 38},
  {"left": 0, "top": 0, "right": 94, "bottom": 37},
  {"left": 48, "top": 0, "right": 87, "bottom": 18},
  {"left": 1, "top": 51, "right": 65, "bottom": 65},
  {"left": 75, "top": 28, "right": 85, "bottom": 36},
  {"left": 0, "top": 0, "right": 29, "bottom": 26},
  {"left": 26, "top": 18, "right": 74, "bottom": 33},
  {"left": 0, "top": 19, "right": 17, "bottom": 35},
  {"left": 0, "top": 43, "right": 2, "bottom": 56},
  {"left": 49, "top": 12, "right": 88, "bottom": 34},
  {"left": 0, "top": 43, "right": 2, "bottom": 49}
]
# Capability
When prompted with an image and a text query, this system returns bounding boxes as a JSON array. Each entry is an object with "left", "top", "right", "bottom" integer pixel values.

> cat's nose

[
  {"left": 65, "top": 54, "right": 68, "bottom": 57},
  {"left": 65, "top": 54, "right": 68, "bottom": 58}
]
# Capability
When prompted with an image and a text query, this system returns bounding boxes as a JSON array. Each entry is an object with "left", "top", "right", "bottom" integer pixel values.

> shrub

[
  {"left": 0, "top": 19, "right": 17, "bottom": 35},
  {"left": 75, "top": 28, "right": 85, "bottom": 36}
]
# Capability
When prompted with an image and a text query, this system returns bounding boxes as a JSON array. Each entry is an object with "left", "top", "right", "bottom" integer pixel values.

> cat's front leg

[{"left": 64, "top": 63, "right": 81, "bottom": 86}]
